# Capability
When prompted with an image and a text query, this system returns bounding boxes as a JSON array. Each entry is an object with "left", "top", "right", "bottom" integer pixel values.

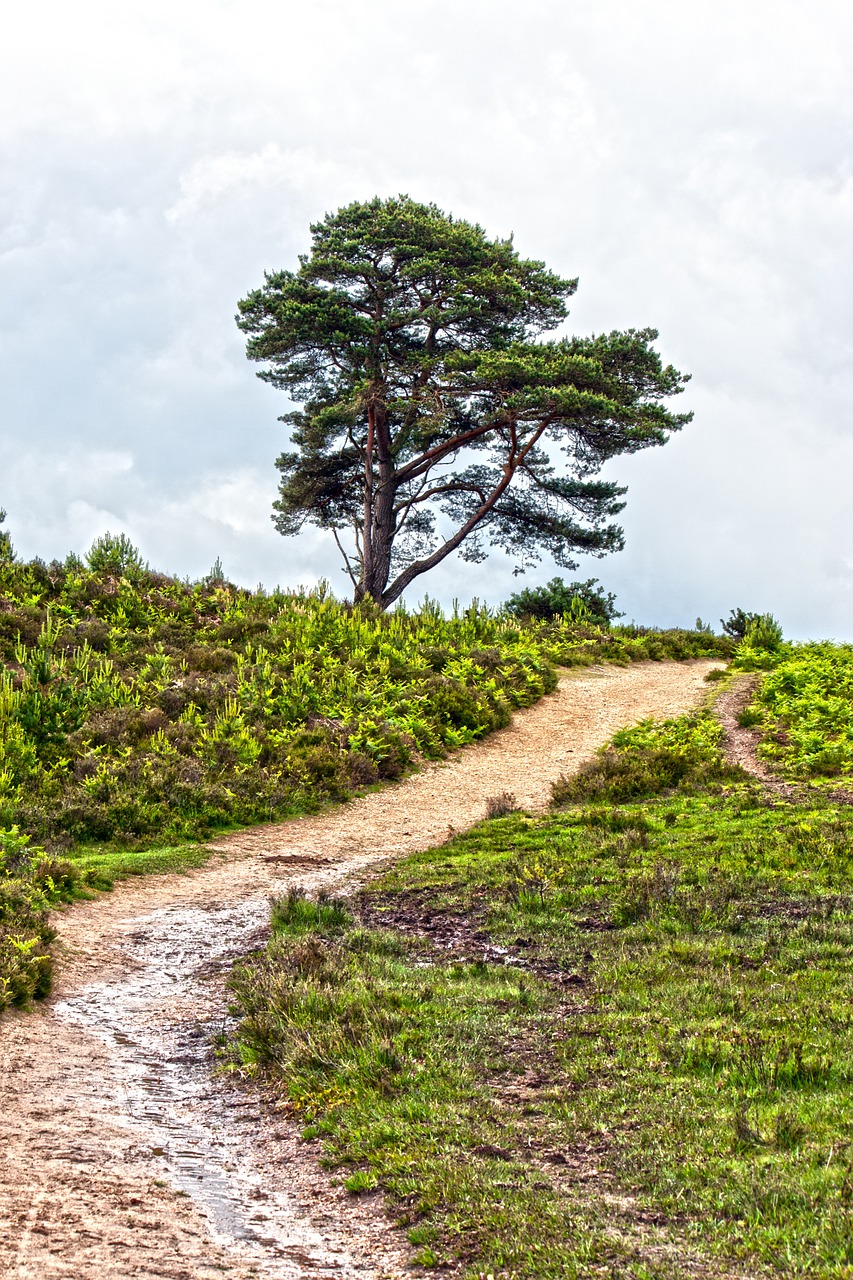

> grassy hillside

[
  {"left": 0, "top": 543, "right": 729, "bottom": 1012},
  {"left": 740, "top": 642, "right": 853, "bottom": 783},
  {"left": 0, "top": 553, "right": 730, "bottom": 856},
  {"left": 225, "top": 644, "right": 853, "bottom": 1278}
]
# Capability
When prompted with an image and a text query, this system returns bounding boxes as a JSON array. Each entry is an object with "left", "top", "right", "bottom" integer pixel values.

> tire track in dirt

[{"left": 0, "top": 660, "right": 721, "bottom": 1280}]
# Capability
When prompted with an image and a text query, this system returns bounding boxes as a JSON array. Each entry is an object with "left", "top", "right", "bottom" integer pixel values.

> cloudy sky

[{"left": 2, "top": 0, "right": 852, "bottom": 636}]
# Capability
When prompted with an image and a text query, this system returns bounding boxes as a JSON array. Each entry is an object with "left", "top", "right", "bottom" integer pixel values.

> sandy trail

[{"left": 0, "top": 661, "right": 720, "bottom": 1280}]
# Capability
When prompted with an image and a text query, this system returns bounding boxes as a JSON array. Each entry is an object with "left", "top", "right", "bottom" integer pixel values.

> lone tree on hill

[{"left": 237, "top": 196, "right": 691, "bottom": 608}]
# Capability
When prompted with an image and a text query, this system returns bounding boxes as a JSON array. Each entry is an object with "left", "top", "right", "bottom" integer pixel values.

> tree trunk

[{"left": 355, "top": 400, "right": 396, "bottom": 604}]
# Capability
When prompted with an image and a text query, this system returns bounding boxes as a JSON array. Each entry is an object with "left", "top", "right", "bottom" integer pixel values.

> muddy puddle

[{"left": 54, "top": 896, "right": 362, "bottom": 1278}]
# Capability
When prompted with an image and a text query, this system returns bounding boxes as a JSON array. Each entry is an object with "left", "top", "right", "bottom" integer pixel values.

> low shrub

[
  {"left": 552, "top": 713, "right": 746, "bottom": 805},
  {"left": 504, "top": 576, "right": 622, "bottom": 624},
  {"left": 0, "top": 826, "right": 89, "bottom": 1011},
  {"left": 744, "top": 613, "right": 784, "bottom": 650},
  {"left": 484, "top": 791, "right": 518, "bottom": 819}
]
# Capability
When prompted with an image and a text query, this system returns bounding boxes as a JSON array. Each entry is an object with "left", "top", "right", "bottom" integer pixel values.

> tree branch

[
  {"left": 393, "top": 417, "right": 502, "bottom": 485},
  {"left": 332, "top": 528, "right": 360, "bottom": 589},
  {"left": 381, "top": 416, "right": 553, "bottom": 606}
]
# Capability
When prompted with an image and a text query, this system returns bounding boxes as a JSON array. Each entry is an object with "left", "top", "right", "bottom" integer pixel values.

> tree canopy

[{"left": 237, "top": 196, "right": 691, "bottom": 608}]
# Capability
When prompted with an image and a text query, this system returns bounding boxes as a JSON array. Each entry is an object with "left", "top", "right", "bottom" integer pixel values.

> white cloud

[
  {"left": 166, "top": 146, "right": 369, "bottom": 224},
  {"left": 2, "top": 0, "right": 853, "bottom": 636}
]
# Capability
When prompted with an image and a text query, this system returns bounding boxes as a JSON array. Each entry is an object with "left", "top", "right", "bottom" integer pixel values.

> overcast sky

[{"left": 2, "top": 0, "right": 852, "bottom": 637}]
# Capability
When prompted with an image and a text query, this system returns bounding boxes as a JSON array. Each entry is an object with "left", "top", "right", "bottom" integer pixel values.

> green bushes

[
  {"left": 0, "top": 540, "right": 731, "bottom": 855},
  {"left": 504, "top": 576, "right": 622, "bottom": 623},
  {"left": 739, "top": 642, "right": 853, "bottom": 782},
  {"left": 0, "top": 826, "right": 89, "bottom": 1011},
  {"left": 551, "top": 712, "right": 745, "bottom": 805},
  {"left": 535, "top": 620, "right": 734, "bottom": 667},
  {"left": 0, "top": 555, "right": 564, "bottom": 851}
]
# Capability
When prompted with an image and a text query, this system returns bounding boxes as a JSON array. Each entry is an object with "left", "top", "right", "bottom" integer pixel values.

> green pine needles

[{"left": 237, "top": 196, "right": 691, "bottom": 607}]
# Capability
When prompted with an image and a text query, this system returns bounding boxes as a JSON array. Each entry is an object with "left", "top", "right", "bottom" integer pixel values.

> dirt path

[
  {"left": 0, "top": 661, "right": 720, "bottom": 1280},
  {"left": 714, "top": 675, "right": 853, "bottom": 806},
  {"left": 714, "top": 674, "right": 801, "bottom": 800}
]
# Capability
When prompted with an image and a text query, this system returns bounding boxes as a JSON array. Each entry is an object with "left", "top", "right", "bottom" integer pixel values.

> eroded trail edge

[{"left": 0, "top": 661, "right": 720, "bottom": 1280}]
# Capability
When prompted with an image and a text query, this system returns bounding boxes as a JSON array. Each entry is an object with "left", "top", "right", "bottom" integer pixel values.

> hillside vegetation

[
  {"left": 741, "top": 642, "right": 853, "bottom": 783},
  {"left": 0, "top": 543, "right": 729, "bottom": 1011},
  {"left": 0, "top": 550, "right": 730, "bottom": 853},
  {"left": 225, "top": 642, "right": 853, "bottom": 1278}
]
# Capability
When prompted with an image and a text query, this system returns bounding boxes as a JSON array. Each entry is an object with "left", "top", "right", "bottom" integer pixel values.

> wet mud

[{"left": 55, "top": 897, "right": 390, "bottom": 1276}]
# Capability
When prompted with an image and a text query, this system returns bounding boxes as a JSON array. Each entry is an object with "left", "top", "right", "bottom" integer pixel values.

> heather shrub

[
  {"left": 552, "top": 714, "right": 745, "bottom": 806},
  {"left": 0, "top": 826, "right": 88, "bottom": 1010}
]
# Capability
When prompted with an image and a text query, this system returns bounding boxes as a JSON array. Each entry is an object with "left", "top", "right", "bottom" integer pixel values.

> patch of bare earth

[{"left": 1, "top": 661, "right": 720, "bottom": 1279}]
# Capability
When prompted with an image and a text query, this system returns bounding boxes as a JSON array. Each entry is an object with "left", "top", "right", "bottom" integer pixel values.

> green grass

[
  {"left": 224, "top": 713, "right": 853, "bottom": 1277},
  {"left": 66, "top": 838, "right": 213, "bottom": 882}
]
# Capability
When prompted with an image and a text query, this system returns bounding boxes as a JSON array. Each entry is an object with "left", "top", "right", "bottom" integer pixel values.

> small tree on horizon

[
  {"left": 505, "top": 577, "right": 622, "bottom": 624},
  {"left": 237, "top": 196, "right": 691, "bottom": 609}
]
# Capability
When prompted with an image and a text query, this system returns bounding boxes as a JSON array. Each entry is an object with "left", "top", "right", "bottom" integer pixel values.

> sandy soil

[{"left": 0, "top": 660, "right": 720, "bottom": 1280}]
